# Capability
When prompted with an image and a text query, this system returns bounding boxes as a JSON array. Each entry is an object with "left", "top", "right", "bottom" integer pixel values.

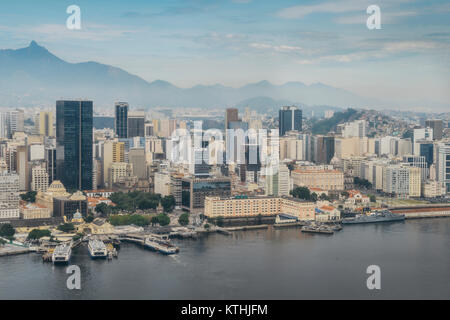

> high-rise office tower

[
  {"left": 225, "top": 108, "right": 239, "bottom": 129},
  {"left": 35, "top": 111, "right": 54, "bottom": 136},
  {"left": 313, "top": 135, "right": 335, "bottom": 164},
  {"left": 115, "top": 102, "right": 128, "bottom": 139},
  {"left": 16, "top": 145, "right": 29, "bottom": 191},
  {"left": 30, "top": 162, "right": 49, "bottom": 192},
  {"left": 436, "top": 143, "right": 450, "bottom": 194},
  {"left": 413, "top": 127, "right": 433, "bottom": 155},
  {"left": 0, "top": 110, "right": 24, "bottom": 139},
  {"left": 159, "top": 119, "right": 177, "bottom": 138},
  {"left": 9, "top": 109, "right": 24, "bottom": 134},
  {"left": 425, "top": 119, "right": 443, "bottom": 141},
  {"left": 128, "top": 111, "right": 145, "bottom": 138},
  {"left": 56, "top": 100, "right": 93, "bottom": 191},
  {"left": 279, "top": 106, "right": 302, "bottom": 137},
  {"left": 129, "top": 148, "right": 146, "bottom": 179},
  {"left": 45, "top": 147, "right": 57, "bottom": 184},
  {"left": 0, "top": 171, "right": 20, "bottom": 220},
  {"left": 418, "top": 142, "right": 434, "bottom": 168}
]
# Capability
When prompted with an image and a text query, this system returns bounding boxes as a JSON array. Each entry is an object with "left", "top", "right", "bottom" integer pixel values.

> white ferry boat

[
  {"left": 88, "top": 239, "right": 108, "bottom": 259},
  {"left": 52, "top": 243, "right": 72, "bottom": 264},
  {"left": 144, "top": 237, "right": 179, "bottom": 255}
]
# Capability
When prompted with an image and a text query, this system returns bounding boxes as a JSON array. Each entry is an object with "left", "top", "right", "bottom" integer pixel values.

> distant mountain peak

[{"left": 29, "top": 40, "right": 39, "bottom": 47}]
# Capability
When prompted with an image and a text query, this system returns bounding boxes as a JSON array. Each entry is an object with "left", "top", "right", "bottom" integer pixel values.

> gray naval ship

[{"left": 342, "top": 209, "right": 405, "bottom": 224}]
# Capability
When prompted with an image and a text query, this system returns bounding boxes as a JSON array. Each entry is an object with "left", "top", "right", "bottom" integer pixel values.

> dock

[
  {"left": 224, "top": 225, "right": 269, "bottom": 231},
  {"left": 273, "top": 221, "right": 307, "bottom": 228},
  {"left": 301, "top": 225, "right": 334, "bottom": 235},
  {"left": 0, "top": 246, "right": 30, "bottom": 257},
  {"left": 118, "top": 233, "right": 179, "bottom": 255}
]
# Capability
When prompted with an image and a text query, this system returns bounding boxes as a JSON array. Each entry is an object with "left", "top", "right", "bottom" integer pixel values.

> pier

[
  {"left": 118, "top": 233, "right": 179, "bottom": 255},
  {"left": 390, "top": 204, "right": 450, "bottom": 219}
]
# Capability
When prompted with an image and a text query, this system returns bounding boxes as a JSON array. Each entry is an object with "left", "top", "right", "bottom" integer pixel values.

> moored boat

[
  {"left": 88, "top": 239, "right": 108, "bottom": 259},
  {"left": 52, "top": 243, "right": 72, "bottom": 264}
]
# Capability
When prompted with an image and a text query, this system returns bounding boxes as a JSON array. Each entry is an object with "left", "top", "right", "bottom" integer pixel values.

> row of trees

[
  {"left": 151, "top": 214, "right": 171, "bottom": 227},
  {"left": 20, "top": 191, "right": 37, "bottom": 203},
  {"left": 109, "top": 214, "right": 152, "bottom": 227},
  {"left": 354, "top": 177, "right": 372, "bottom": 189},
  {"left": 109, "top": 213, "right": 173, "bottom": 227},
  {"left": 98, "top": 192, "right": 176, "bottom": 215},
  {"left": 27, "top": 229, "right": 51, "bottom": 240},
  {"left": 290, "top": 186, "right": 330, "bottom": 202},
  {"left": 109, "top": 191, "right": 161, "bottom": 212},
  {"left": 0, "top": 224, "right": 15, "bottom": 240}
]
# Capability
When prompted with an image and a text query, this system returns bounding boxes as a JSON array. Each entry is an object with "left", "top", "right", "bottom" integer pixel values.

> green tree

[
  {"left": 311, "top": 193, "right": 318, "bottom": 202},
  {"left": 57, "top": 223, "right": 75, "bottom": 233},
  {"left": 151, "top": 216, "right": 159, "bottom": 226},
  {"left": 354, "top": 177, "right": 372, "bottom": 189},
  {"left": 319, "top": 193, "right": 330, "bottom": 201},
  {"left": 27, "top": 229, "right": 51, "bottom": 240},
  {"left": 157, "top": 213, "right": 170, "bottom": 226},
  {"left": 109, "top": 214, "right": 150, "bottom": 226},
  {"left": 0, "top": 224, "right": 15, "bottom": 238},
  {"left": 138, "top": 199, "right": 154, "bottom": 210},
  {"left": 369, "top": 195, "right": 377, "bottom": 203},
  {"left": 291, "top": 186, "right": 312, "bottom": 201},
  {"left": 0, "top": 238, "right": 6, "bottom": 246},
  {"left": 20, "top": 191, "right": 37, "bottom": 203},
  {"left": 161, "top": 195, "right": 176, "bottom": 213},
  {"left": 84, "top": 214, "right": 94, "bottom": 223},
  {"left": 204, "top": 223, "right": 210, "bottom": 230},
  {"left": 95, "top": 202, "right": 111, "bottom": 216},
  {"left": 178, "top": 213, "right": 189, "bottom": 226}
]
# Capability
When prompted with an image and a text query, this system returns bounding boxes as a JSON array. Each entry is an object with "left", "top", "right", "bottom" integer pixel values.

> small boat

[
  {"left": 88, "top": 239, "right": 108, "bottom": 259},
  {"left": 301, "top": 225, "right": 334, "bottom": 235},
  {"left": 52, "top": 243, "right": 72, "bottom": 264},
  {"left": 144, "top": 237, "right": 179, "bottom": 255}
]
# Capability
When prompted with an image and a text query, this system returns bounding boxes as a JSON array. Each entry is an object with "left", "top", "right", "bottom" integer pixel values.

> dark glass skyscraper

[
  {"left": 419, "top": 143, "right": 434, "bottom": 167},
  {"left": 425, "top": 119, "right": 443, "bottom": 140},
  {"left": 115, "top": 102, "right": 128, "bottom": 138},
  {"left": 56, "top": 100, "right": 93, "bottom": 191},
  {"left": 279, "top": 106, "right": 302, "bottom": 137},
  {"left": 127, "top": 111, "right": 145, "bottom": 138},
  {"left": 313, "top": 135, "right": 335, "bottom": 164}
]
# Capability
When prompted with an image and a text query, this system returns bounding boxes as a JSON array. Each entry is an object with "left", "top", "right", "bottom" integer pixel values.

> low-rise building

[
  {"left": 422, "top": 180, "right": 446, "bottom": 198},
  {"left": 315, "top": 205, "right": 341, "bottom": 222},
  {"left": 292, "top": 168, "right": 344, "bottom": 191},
  {"left": 204, "top": 195, "right": 316, "bottom": 221},
  {"left": 20, "top": 202, "right": 51, "bottom": 219}
]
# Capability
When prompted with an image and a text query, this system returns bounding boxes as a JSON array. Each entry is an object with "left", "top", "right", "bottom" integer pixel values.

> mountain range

[{"left": 0, "top": 41, "right": 383, "bottom": 112}]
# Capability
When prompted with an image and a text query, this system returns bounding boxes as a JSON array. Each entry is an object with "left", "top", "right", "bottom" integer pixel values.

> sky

[{"left": 0, "top": 0, "right": 449, "bottom": 110}]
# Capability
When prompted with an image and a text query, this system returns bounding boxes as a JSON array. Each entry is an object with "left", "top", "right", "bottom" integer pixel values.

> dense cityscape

[
  {"left": 1, "top": 0, "right": 449, "bottom": 303},
  {"left": 1, "top": 99, "right": 450, "bottom": 256}
]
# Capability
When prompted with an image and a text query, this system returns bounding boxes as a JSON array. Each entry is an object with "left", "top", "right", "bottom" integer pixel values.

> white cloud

[{"left": 277, "top": 0, "right": 417, "bottom": 19}]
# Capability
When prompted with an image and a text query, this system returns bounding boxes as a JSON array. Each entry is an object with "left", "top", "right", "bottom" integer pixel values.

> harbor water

[{"left": 0, "top": 218, "right": 449, "bottom": 299}]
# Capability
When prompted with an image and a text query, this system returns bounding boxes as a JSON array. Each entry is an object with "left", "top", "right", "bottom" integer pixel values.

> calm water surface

[{"left": 0, "top": 218, "right": 449, "bottom": 299}]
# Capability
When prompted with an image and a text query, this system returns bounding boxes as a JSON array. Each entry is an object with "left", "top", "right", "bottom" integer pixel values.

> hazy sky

[{"left": 0, "top": 0, "right": 449, "bottom": 109}]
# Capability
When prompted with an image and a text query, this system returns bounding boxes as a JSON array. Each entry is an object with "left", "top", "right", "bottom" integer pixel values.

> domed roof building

[
  {"left": 36, "top": 180, "right": 70, "bottom": 213},
  {"left": 330, "top": 154, "right": 343, "bottom": 170}
]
